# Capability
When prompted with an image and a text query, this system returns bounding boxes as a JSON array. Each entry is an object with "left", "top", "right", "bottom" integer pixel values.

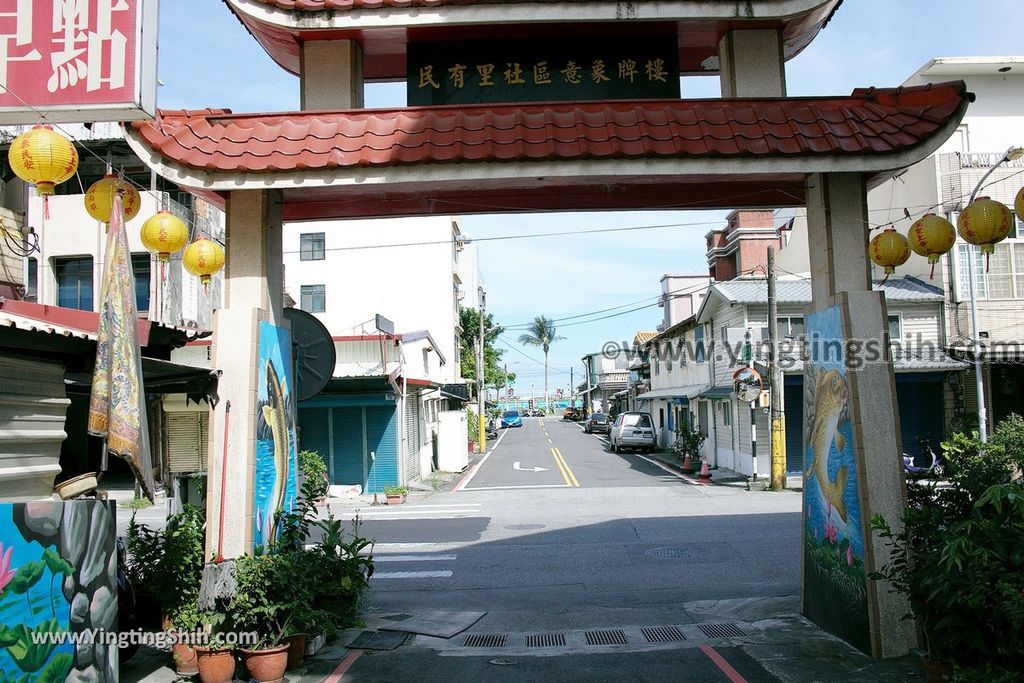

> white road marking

[
  {"left": 353, "top": 508, "right": 482, "bottom": 516},
  {"left": 513, "top": 462, "right": 548, "bottom": 472},
  {"left": 374, "top": 571, "right": 453, "bottom": 579},
  {"left": 372, "top": 542, "right": 464, "bottom": 551},
  {"left": 630, "top": 452, "right": 700, "bottom": 485},
  {"left": 373, "top": 554, "right": 457, "bottom": 562},
  {"left": 460, "top": 484, "right": 572, "bottom": 491}
]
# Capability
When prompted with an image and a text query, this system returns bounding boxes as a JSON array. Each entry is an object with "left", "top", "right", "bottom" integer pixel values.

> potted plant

[
  {"left": 671, "top": 423, "right": 706, "bottom": 473},
  {"left": 195, "top": 614, "right": 237, "bottom": 683},
  {"left": 230, "top": 553, "right": 295, "bottom": 683},
  {"left": 169, "top": 598, "right": 201, "bottom": 676},
  {"left": 383, "top": 485, "right": 408, "bottom": 505},
  {"left": 870, "top": 415, "right": 1024, "bottom": 682}
]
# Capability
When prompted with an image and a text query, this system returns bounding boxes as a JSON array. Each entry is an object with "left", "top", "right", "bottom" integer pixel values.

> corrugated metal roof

[
  {"left": 712, "top": 276, "right": 944, "bottom": 304},
  {"left": 775, "top": 349, "right": 967, "bottom": 374},
  {"left": 0, "top": 311, "right": 95, "bottom": 339},
  {"left": 636, "top": 385, "right": 707, "bottom": 401}
]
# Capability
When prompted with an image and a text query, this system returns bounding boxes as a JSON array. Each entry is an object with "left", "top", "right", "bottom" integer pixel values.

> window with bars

[
  {"left": 953, "top": 210, "right": 1024, "bottom": 300},
  {"left": 299, "top": 232, "right": 325, "bottom": 261},
  {"left": 776, "top": 316, "right": 805, "bottom": 340},
  {"left": 300, "top": 284, "right": 326, "bottom": 312},
  {"left": 132, "top": 253, "right": 151, "bottom": 312}
]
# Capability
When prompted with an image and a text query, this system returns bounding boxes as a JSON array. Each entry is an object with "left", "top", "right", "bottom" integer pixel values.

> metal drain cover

[
  {"left": 525, "top": 633, "right": 566, "bottom": 647},
  {"left": 465, "top": 634, "right": 508, "bottom": 648},
  {"left": 505, "top": 523, "right": 546, "bottom": 530},
  {"left": 585, "top": 629, "right": 628, "bottom": 646},
  {"left": 641, "top": 626, "right": 686, "bottom": 643},
  {"left": 644, "top": 546, "right": 710, "bottom": 560},
  {"left": 698, "top": 623, "right": 747, "bottom": 639}
]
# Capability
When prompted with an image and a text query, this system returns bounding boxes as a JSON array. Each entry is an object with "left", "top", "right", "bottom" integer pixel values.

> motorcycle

[
  {"left": 902, "top": 437, "right": 945, "bottom": 478},
  {"left": 485, "top": 417, "right": 499, "bottom": 440}
]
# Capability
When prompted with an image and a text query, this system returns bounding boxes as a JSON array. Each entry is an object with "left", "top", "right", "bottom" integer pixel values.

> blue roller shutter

[
  {"left": 365, "top": 406, "right": 398, "bottom": 493},
  {"left": 784, "top": 382, "right": 804, "bottom": 473},
  {"left": 331, "top": 407, "right": 364, "bottom": 486},
  {"left": 297, "top": 408, "right": 330, "bottom": 473},
  {"left": 896, "top": 381, "right": 944, "bottom": 460}
]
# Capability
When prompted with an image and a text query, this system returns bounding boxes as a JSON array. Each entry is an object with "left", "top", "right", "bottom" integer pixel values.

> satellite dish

[{"left": 284, "top": 307, "right": 336, "bottom": 402}]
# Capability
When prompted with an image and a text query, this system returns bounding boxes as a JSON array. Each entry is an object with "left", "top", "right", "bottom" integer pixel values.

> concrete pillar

[
  {"left": 300, "top": 40, "right": 364, "bottom": 110},
  {"left": 804, "top": 173, "right": 917, "bottom": 658},
  {"left": 206, "top": 189, "right": 284, "bottom": 559},
  {"left": 718, "top": 29, "right": 786, "bottom": 98}
]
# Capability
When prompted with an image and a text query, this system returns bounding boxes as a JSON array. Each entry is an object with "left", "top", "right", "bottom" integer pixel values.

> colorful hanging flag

[{"left": 88, "top": 193, "right": 155, "bottom": 501}]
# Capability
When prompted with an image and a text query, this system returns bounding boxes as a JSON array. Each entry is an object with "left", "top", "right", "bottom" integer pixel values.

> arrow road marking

[{"left": 513, "top": 461, "right": 548, "bottom": 472}]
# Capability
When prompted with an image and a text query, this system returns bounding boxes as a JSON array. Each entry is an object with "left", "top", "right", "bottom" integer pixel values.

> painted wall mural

[
  {"left": 254, "top": 320, "right": 298, "bottom": 549},
  {"left": 1, "top": 500, "right": 117, "bottom": 682},
  {"left": 802, "top": 305, "right": 870, "bottom": 653}
]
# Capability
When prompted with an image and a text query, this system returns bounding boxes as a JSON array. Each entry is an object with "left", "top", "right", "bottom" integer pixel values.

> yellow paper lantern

[
  {"left": 957, "top": 196, "right": 1012, "bottom": 256},
  {"left": 869, "top": 227, "right": 911, "bottom": 276},
  {"left": 140, "top": 211, "right": 189, "bottom": 262},
  {"left": 183, "top": 236, "right": 225, "bottom": 288},
  {"left": 907, "top": 213, "right": 956, "bottom": 279},
  {"left": 84, "top": 174, "right": 141, "bottom": 224},
  {"left": 8, "top": 124, "right": 78, "bottom": 197},
  {"left": 1015, "top": 186, "right": 1024, "bottom": 230}
]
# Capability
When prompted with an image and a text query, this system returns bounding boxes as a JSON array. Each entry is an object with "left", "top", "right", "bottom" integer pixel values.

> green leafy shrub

[
  {"left": 297, "top": 450, "right": 329, "bottom": 500},
  {"left": 466, "top": 409, "right": 478, "bottom": 443},
  {"left": 383, "top": 486, "right": 407, "bottom": 496},
  {"left": 871, "top": 415, "right": 1024, "bottom": 677},
  {"left": 671, "top": 424, "right": 706, "bottom": 462}
]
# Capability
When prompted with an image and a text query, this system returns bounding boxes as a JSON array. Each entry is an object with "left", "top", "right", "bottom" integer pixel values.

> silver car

[{"left": 609, "top": 412, "right": 657, "bottom": 453}]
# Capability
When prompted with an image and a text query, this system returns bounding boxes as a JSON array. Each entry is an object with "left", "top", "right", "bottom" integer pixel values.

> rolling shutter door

[
  {"left": 331, "top": 407, "right": 364, "bottom": 487},
  {"left": 784, "top": 383, "right": 804, "bottom": 473},
  {"left": 365, "top": 406, "right": 398, "bottom": 493},
  {"left": 166, "top": 412, "right": 208, "bottom": 473},
  {"left": 896, "top": 381, "right": 944, "bottom": 459},
  {"left": 297, "top": 408, "right": 330, "bottom": 478},
  {"left": 403, "top": 393, "right": 421, "bottom": 484}
]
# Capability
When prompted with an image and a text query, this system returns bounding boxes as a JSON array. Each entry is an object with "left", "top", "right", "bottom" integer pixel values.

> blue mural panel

[
  {"left": 254, "top": 320, "right": 299, "bottom": 549},
  {"left": 802, "top": 305, "right": 870, "bottom": 653}
]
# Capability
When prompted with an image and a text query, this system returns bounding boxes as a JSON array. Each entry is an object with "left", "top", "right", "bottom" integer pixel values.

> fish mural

[
  {"left": 801, "top": 305, "right": 870, "bottom": 654},
  {"left": 254, "top": 321, "right": 298, "bottom": 549}
]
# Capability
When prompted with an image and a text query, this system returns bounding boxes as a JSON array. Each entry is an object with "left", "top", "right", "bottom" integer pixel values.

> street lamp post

[{"left": 964, "top": 145, "right": 1024, "bottom": 442}]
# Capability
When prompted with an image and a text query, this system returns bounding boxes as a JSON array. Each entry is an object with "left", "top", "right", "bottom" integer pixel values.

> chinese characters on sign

[
  {"left": 0, "top": 0, "right": 156, "bottom": 123},
  {"left": 407, "top": 38, "right": 680, "bottom": 106}
]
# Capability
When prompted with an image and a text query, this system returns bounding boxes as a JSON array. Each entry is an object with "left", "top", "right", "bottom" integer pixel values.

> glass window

[
  {"left": 25, "top": 257, "right": 37, "bottom": 301},
  {"left": 722, "top": 401, "right": 731, "bottom": 426},
  {"left": 300, "top": 284, "right": 325, "bottom": 312},
  {"left": 299, "top": 233, "right": 325, "bottom": 261},
  {"left": 55, "top": 256, "right": 93, "bottom": 311},
  {"left": 956, "top": 242, "right": 1023, "bottom": 300},
  {"left": 888, "top": 314, "right": 902, "bottom": 341},
  {"left": 131, "top": 253, "right": 151, "bottom": 312},
  {"left": 695, "top": 325, "right": 705, "bottom": 363},
  {"left": 987, "top": 245, "right": 1013, "bottom": 299},
  {"left": 1015, "top": 244, "right": 1024, "bottom": 297}
]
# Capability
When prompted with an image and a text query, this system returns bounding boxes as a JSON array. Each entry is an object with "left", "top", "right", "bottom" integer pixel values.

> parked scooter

[
  {"left": 902, "top": 437, "right": 945, "bottom": 477},
  {"left": 485, "top": 417, "right": 499, "bottom": 440}
]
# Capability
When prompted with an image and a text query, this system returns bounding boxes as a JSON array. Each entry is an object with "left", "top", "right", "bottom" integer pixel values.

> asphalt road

[{"left": 333, "top": 416, "right": 805, "bottom": 682}]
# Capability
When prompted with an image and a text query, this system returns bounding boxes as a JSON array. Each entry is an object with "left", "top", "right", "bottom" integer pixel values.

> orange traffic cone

[
  {"left": 698, "top": 461, "right": 712, "bottom": 480},
  {"left": 681, "top": 453, "right": 694, "bottom": 473}
]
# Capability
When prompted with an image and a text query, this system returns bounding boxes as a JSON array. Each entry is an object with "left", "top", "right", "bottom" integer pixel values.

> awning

[
  {"left": 775, "top": 350, "right": 968, "bottom": 374},
  {"left": 635, "top": 386, "right": 707, "bottom": 401},
  {"left": 699, "top": 386, "right": 735, "bottom": 399},
  {"left": 612, "top": 389, "right": 629, "bottom": 398}
]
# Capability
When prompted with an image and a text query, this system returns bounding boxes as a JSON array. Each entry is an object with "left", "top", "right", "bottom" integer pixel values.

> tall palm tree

[{"left": 518, "top": 316, "right": 565, "bottom": 414}]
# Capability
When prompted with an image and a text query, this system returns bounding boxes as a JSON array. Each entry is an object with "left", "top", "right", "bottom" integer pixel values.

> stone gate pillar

[
  {"left": 803, "top": 172, "right": 917, "bottom": 658},
  {"left": 206, "top": 189, "right": 285, "bottom": 559}
]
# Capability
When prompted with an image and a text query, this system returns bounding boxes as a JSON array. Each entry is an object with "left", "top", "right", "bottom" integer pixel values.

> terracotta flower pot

[
  {"left": 195, "top": 646, "right": 235, "bottom": 683},
  {"left": 172, "top": 641, "right": 199, "bottom": 676},
  {"left": 386, "top": 493, "right": 405, "bottom": 505},
  {"left": 285, "top": 634, "right": 306, "bottom": 669},
  {"left": 240, "top": 644, "right": 290, "bottom": 683}
]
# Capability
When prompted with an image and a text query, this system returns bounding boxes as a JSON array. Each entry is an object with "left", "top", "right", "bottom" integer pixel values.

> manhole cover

[
  {"left": 505, "top": 524, "right": 546, "bottom": 530},
  {"left": 644, "top": 546, "right": 709, "bottom": 560}
]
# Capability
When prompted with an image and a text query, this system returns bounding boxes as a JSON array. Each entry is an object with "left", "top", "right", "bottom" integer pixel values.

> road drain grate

[
  {"left": 585, "top": 629, "right": 628, "bottom": 646},
  {"left": 525, "top": 633, "right": 566, "bottom": 647},
  {"left": 464, "top": 634, "right": 507, "bottom": 648},
  {"left": 640, "top": 626, "right": 686, "bottom": 643},
  {"left": 698, "top": 623, "right": 747, "bottom": 639}
]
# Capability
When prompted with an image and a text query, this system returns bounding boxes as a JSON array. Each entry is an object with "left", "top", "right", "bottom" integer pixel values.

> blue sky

[{"left": 159, "top": 0, "right": 1023, "bottom": 391}]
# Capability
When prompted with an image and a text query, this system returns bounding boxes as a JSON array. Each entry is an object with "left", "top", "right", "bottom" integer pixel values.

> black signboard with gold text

[{"left": 407, "top": 37, "right": 680, "bottom": 106}]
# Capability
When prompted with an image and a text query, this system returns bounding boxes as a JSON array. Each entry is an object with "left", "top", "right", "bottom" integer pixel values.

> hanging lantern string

[{"left": 0, "top": 81, "right": 224, "bottom": 250}]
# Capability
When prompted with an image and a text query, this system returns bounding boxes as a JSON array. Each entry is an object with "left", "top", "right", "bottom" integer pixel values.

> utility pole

[
  {"left": 478, "top": 286, "right": 486, "bottom": 454},
  {"left": 746, "top": 329, "right": 757, "bottom": 482},
  {"left": 570, "top": 366, "right": 574, "bottom": 411},
  {"left": 768, "top": 246, "right": 786, "bottom": 490}
]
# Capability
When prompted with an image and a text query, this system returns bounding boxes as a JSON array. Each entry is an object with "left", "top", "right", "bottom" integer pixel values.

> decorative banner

[
  {"left": 253, "top": 320, "right": 298, "bottom": 549},
  {"left": 1, "top": 500, "right": 117, "bottom": 681},
  {"left": 408, "top": 37, "right": 680, "bottom": 106},
  {"left": 0, "top": 0, "right": 158, "bottom": 124},
  {"left": 802, "top": 304, "right": 870, "bottom": 653}
]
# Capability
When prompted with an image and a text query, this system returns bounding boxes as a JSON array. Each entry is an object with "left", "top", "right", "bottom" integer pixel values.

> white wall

[{"left": 283, "top": 215, "right": 461, "bottom": 384}]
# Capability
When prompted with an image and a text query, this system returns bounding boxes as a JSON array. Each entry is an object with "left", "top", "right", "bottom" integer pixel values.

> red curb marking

[
  {"left": 325, "top": 649, "right": 363, "bottom": 683},
  {"left": 699, "top": 644, "right": 749, "bottom": 683}
]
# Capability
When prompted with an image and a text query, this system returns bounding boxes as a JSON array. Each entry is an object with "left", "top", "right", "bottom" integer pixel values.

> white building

[{"left": 282, "top": 215, "right": 474, "bottom": 489}]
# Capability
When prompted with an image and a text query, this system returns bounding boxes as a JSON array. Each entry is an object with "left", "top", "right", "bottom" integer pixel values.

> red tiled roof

[{"left": 129, "top": 82, "right": 969, "bottom": 175}]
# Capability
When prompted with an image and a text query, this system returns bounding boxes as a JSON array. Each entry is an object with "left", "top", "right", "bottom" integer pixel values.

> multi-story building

[
  {"left": 283, "top": 215, "right": 475, "bottom": 490},
  {"left": 581, "top": 350, "right": 631, "bottom": 416},
  {"left": 657, "top": 273, "right": 711, "bottom": 332}
]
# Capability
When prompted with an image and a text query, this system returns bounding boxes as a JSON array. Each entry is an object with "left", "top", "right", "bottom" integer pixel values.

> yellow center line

[
  {"left": 550, "top": 446, "right": 572, "bottom": 485},
  {"left": 553, "top": 447, "right": 580, "bottom": 487}
]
